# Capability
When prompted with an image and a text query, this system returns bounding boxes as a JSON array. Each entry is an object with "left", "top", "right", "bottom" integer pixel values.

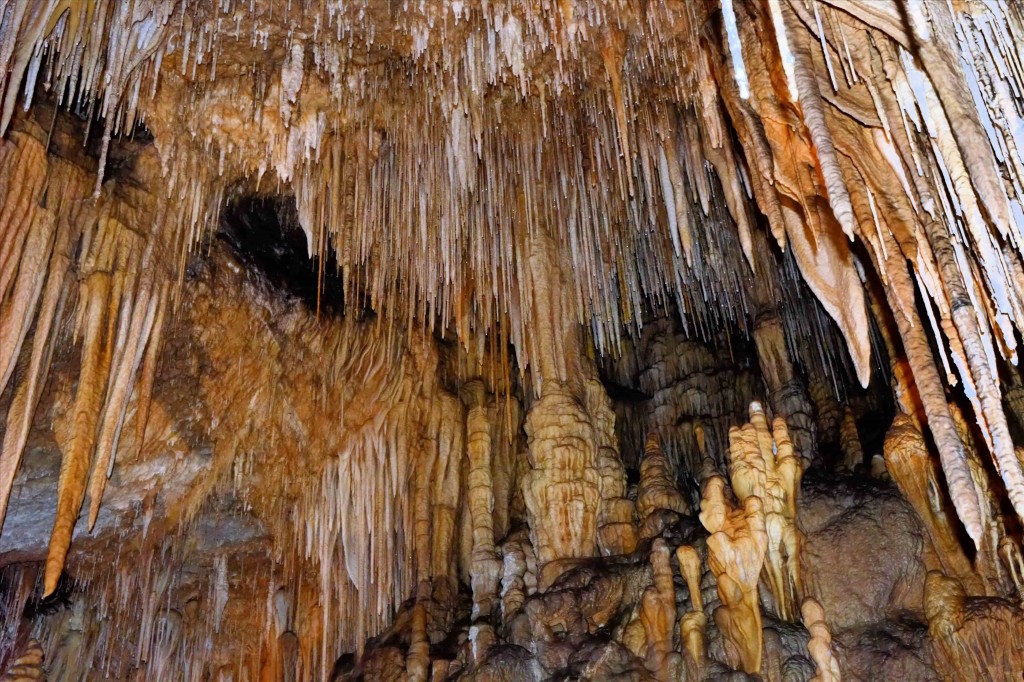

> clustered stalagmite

[{"left": 1, "top": 0, "right": 1024, "bottom": 679}]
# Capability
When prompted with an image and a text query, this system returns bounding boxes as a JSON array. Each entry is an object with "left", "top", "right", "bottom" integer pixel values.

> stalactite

[
  {"left": 86, "top": 242, "right": 162, "bottom": 530},
  {"left": 779, "top": 0, "right": 857, "bottom": 242},
  {"left": 0, "top": 155, "right": 87, "bottom": 532},
  {"left": 883, "top": 415, "right": 984, "bottom": 594},
  {"left": 710, "top": 0, "right": 874, "bottom": 389},
  {"left": 0, "top": 132, "right": 48, "bottom": 394},
  {"left": 950, "top": 401, "right": 1014, "bottom": 594},
  {"left": 867, "top": 227, "right": 986, "bottom": 548},
  {"left": 44, "top": 218, "right": 118, "bottom": 596}
]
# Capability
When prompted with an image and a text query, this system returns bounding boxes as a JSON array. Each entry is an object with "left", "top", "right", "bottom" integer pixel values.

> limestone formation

[
  {"left": 838, "top": 408, "right": 864, "bottom": 473},
  {"left": 499, "top": 530, "right": 535, "bottom": 625},
  {"left": 0, "top": 639, "right": 44, "bottom": 681},
  {"left": 461, "top": 380, "right": 502, "bottom": 620},
  {"left": 0, "top": 0, "right": 1023, "bottom": 678},
  {"left": 726, "top": 403, "right": 803, "bottom": 622},
  {"left": 884, "top": 415, "right": 983, "bottom": 594},
  {"left": 676, "top": 545, "right": 707, "bottom": 679},
  {"left": 700, "top": 474, "right": 768, "bottom": 674},
  {"left": 521, "top": 230, "right": 630, "bottom": 585},
  {"left": 926, "top": 571, "right": 1024, "bottom": 680},
  {"left": 802, "top": 598, "right": 841, "bottom": 682},
  {"left": 640, "top": 539, "right": 680, "bottom": 681},
  {"left": 636, "top": 435, "right": 689, "bottom": 523}
]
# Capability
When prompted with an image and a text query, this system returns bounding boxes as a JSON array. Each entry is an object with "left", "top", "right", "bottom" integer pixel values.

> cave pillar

[
  {"left": 461, "top": 380, "right": 502, "bottom": 620},
  {"left": 520, "top": 230, "right": 631, "bottom": 584},
  {"left": 427, "top": 393, "right": 465, "bottom": 614}
]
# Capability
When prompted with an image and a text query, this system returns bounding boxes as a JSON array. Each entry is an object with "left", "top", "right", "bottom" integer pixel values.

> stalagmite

[
  {"left": 500, "top": 530, "right": 533, "bottom": 624},
  {"left": 588, "top": 381, "right": 637, "bottom": 557},
  {"left": 430, "top": 393, "right": 465, "bottom": 590},
  {"left": 802, "top": 598, "right": 840, "bottom": 682},
  {"left": 0, "top": 639, "right": 44, "bottom": 680},
  {"left": 521, "top": 230, "right": 620, "bottom": 584},
  {"left": 640, "top": 539, "right": 680, "bottom": 681},
  {"left": 926, "top": 571, "right": 1024, "bottom": 680},
  {"left": 838, "top": 408, "right": 863, "bottom": 473},
  {"left": 699, "top": 474, "right": 767, "bottom": 674},
  {"left": 405, "top": 602, "right": 429, "bottom": 682},
  {"left": 870, "top": 455, "right": 889, "bottom": 481},
  {"left": 676, "top": 545, "right": 704, "bottom": 613},
  {"left": 636, "top": 434, "right": 689, "bottom": 523},
  {"left": 807, "top": 375, "right": 841, "bottom": 447},
  {"left": 523, "top": 384, "right": 601, "bottom": 582},
  {"left": 726, "top": 403, "right": 802, "bottom": 622},
  {"left": 1000, "top": 531, "right": 1024, "bottom": 598},
  {"left": 676, "top": 545, "right": 707, "bottom": 679}
]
